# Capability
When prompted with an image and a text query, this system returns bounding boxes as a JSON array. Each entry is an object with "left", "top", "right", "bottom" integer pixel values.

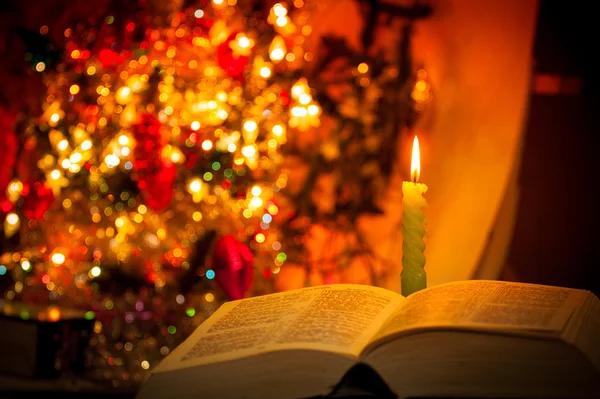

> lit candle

[{"left": 401, "top": 136, "right": 428, "bottom": 296}]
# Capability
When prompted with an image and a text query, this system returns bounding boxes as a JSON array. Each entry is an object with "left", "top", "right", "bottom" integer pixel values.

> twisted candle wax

[{"left": 401, "top": 136, "right": 428, "bottom": 296}]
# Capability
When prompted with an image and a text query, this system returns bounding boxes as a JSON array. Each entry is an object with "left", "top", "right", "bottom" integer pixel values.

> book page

[
  {"left": 369, "top": 280, "right": 588, "bottom": 346},
  {"left": 157, "top": 284, "right": 402, "bottom": 373}
]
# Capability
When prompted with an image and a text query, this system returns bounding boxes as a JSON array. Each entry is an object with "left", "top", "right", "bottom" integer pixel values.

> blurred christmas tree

[{"left": 0, "top": 0, "right": 430, "bottom": 387}]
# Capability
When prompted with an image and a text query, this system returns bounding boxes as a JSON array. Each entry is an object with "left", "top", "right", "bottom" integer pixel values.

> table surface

[{"left": 0, "top": 371, "right": 389, "bottom": 399}]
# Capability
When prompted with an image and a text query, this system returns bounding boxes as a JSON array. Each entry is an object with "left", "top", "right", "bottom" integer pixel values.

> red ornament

[
  {"left": 98, "top": 49, "right": 129, "bottom": 68},
  {"left": 131, "top": 113, "right": 175, "bottom": 211},
  {"left": 279, "top": 90, "right": 290, "bottom": 107},
  {"left": 212, "top": 235, "right": 253, "bottom": 300},
  {"left": 0, "top": 108, "right": 18, "bottom": 206},
  {"left": 23, "top": 182, "right": 55, "bottom": 220},
  {"left": 138, "top": 163, "right": 176, "bottom": 211},
  {"left": 133, "top": 113, "right": 165, "bottom": 174},
  {"left": 217, "top": 33, "right": 249, "bottom": 81}
]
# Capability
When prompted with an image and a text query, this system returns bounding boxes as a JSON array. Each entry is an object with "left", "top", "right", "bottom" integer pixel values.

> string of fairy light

[
  {"left": 0, "top": 0, "right": 326, "bottom": 383},
  {"left": 2, "top": 0, "right": 319, "bottom": 288},
  {"left": 0, "top": 0, "right": 432, "bottom": 384}
]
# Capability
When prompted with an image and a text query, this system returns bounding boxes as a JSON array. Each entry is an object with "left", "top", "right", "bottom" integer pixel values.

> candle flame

[{"left": 411, "top": 135, "right": 421, "bottom": 182}]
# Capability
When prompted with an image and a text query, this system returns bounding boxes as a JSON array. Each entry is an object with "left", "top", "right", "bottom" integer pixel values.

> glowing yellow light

[
  {"left": 6, "top": 213, "right": 19, "bottom": 225},
  {"left": 201, "top": 140, "right": 213, "bottom": 151},
  {"left": 299, "top": 93, "right": 311, "bottom": 105},
  {"left": 249, "top": 197, "right": 263, "bottom": 209},
  {"left": 272, "top": 125, "right": 284, "bottom": 136},
  {"left": 227, "top": 143, "right": 237, "bottom": 153},
  {"left": 205, "top": 293, "right": 215, "bottom": 302},
  {"left": 190, "top": 121, "right": 201, "bottom": 131},
  {"left": 192, "top": 211, "right": 203, "bottom": 222},
  {"left": 45, "top": 306, "right": 60, "bottom": 321},
  {"left": 216, "top": 109, "right": 228, "bottom": 120},
  {"left": 118, "top": 135, "right": 129, "bottom": 145},
  {"left": 51, "top": 253, "right": 66, "bottom": 265},
  {"left": 50, "top": 169, "right": 61, "bottom": 180},
  {"left": 251, "top": 185, "right": 262, "bottom": 196},
  {"left": 116, "top": 86, "right": 131, "bottom": 104},
  {"left": 213, "top": 0, "right": 223, "bottom": 4},
  {"left": 238, "top": 36, "right": 251, "bottom": 48},
  {"left": 70, "top": 85, "right": 80, "bottom": 95},
  {"left": 138, "top": 205, "right": 147, "bottom": 214},
  {"left": 307, "top": 104, "right": 319, "bottom": 115},
  {"left": 243, "top": 209, "right": 253, "bottom": 218},
  {"left": 35, "top": 62, "right": 46, "bottom": 72},
  {"left": 21, "top": 260, "right": 31, "bottom": 271},
  {"left": 270, "top": 48, "right": 284, "bottom": 62},
  {"left": 90, "top": 266, "right": 102, "bottom": 277},
  {"left": 189, "top": 179, "right": 202, "bottom": 193},
  {"left": 171, "top": 152, "right": 182, "bottom": 163},
  {"left": 71, "top": 49, "right": 81, "bottom": 59},
  {"left": 269, "top": 36, "right": 286, "bottom": 62},
  {"left": 141, "top": 360, "right": 150, "bottom": 370},
  {"left": 61, "top": 159, "right": 71, "bottom": 169},
  {"left": 81, "top": 140, "right": 92, "bottom": 151},
  {"left": 293, "top": 85, "right": 308, "bottom": 101},
  {"left": 276, "top": 16, "right": 288, "bottom": 27},
  {"left": 255, "top": 233, "right": 265, "bottom": 243},
  {"left": 357, "top": 63, "right": 369, "bottom": 74},
  {"left": 241, "top": 145, "right": 256, "bottom": 157},
  {"left": 115, "top": 217, "right": 125, "bottom": 228},
  {"left": 58, "top": 139, "right": 68, "bottom": 151},
  {"left": 87, "top": 66, "right": 96, "bottom": 75},
  {"left": 70, "top": 152, "right": 82, "bottom": 163},
  {"left": 268, "top": 204, "right": 279, "bottom": 215},
  {"left": 8, "top": 181, "right": 23, "bottom": 195},
  {"left": 70, "top": 153, "right": 82, "bottom": 164},
  {"left": 273, "top": 3, "right": 287, "bottom": 17},
  {"left": 216, "top": 91, "right": 228, "bottom": 102},
  {"left": 291, "top": 106, "right": 307, "bottom": 117},
  {"left": 411, "top": 135, "right": 421, "bottom": 182},
  {"left": 194, "top": 9, "right": 204, "bottom": 18},
  {"left": 233, "top": 154, "right": 245, "bottom": 165},
  {"left": 259, "top": 66, "right": 272, "bottom": 78},
  {"left": 105, "top": 154, "right": 120, "bottom": 168},
  {"left": 243, "top": 120, "right": 257, "bottom": 133},
  {"left": 50, "top": 113, "right": 60, "bottom": 123}
]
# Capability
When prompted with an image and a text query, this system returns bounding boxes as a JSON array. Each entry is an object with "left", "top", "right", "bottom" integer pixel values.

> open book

[{"left": 138, "top": 281, "right": 600, "bottom": 399}]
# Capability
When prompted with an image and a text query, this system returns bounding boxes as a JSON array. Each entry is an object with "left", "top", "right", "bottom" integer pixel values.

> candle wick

[{"left": 411, "top": 171, "right": 419, "bottom": 184}]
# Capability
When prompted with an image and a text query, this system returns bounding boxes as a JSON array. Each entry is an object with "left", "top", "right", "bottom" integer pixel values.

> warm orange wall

[{"left": 309, "top": 0, "right": 539, "bottom": 290}]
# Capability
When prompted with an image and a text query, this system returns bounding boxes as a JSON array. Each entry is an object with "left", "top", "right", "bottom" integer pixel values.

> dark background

[{"left": 505, "top": 0, "right": 600, "bottom": 297}]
